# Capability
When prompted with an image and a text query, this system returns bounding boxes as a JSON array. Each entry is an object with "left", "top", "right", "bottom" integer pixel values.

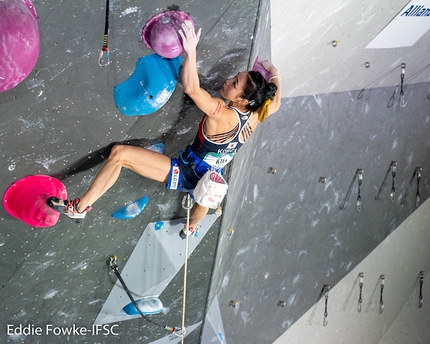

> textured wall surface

[
  {"left": 1, "top": 0, "right": 429, "bottom": 343},
  {"left": 271, "top": 0, "right": 430, "bottom": 98},
  {"left": 213, "top": 82, "right": 430, "bottom": 343},
  {"left": 274, "top": 197, "right": 430, "bottom": 344},
  {"left": 0, "top": 0, "right": 259, "bottom": 343}
]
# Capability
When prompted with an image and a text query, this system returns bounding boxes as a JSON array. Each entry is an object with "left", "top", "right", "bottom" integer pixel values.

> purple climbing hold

[
  {"left": 252, "top": 57, "right": 271, "bottom": 82},
  {"left": 0, "top": 0, "right": 40, "bottom": 93},
  {"left": 142, "top": 10, "right": 194, "bottom": 58}
]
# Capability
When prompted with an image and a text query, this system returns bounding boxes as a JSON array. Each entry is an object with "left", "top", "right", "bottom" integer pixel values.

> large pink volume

[
  {"left": 0, "top": 0, "right": 40, "bottom": 93},
  {"left": 3, "top": 175, "right": 67, "bottom": 228}
]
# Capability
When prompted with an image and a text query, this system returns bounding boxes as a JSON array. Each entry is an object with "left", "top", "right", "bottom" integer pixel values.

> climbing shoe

[
  {"left": 179, "top": 225, "right": 195, "bottom": 240},
  {"left": 47, "top": 197, "right": 92, "bottom": 223}
]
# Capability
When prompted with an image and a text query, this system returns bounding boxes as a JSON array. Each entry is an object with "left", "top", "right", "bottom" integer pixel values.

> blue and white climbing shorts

[{"left": 166, "top": 158, "right": 200, "bottom": 192}]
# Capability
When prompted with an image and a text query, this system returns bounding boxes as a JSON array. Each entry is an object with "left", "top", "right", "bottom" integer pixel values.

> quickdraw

[
  {"left": 339, "top": 168, "right": 363, "bottom": 212},
  {"left": 374, "top": 161, "right": 397, "bottom": 202},
  {"left": 98, "top": 0, "right": 111, "bottom": 67},
  {"left": 400, "top": 166, "right": 422, "bottom": 207}
]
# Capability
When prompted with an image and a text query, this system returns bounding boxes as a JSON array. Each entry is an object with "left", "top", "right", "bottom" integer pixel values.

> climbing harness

[
  {"left": 98, "top": 0, "right": 111, "bottom": 67},
  {"left": 108, "top": 255, "right": 182, "bottom": 337},
  {"left": 179, "top": 146, "right": 229, "bottom": 208},
  {"left": 179, "top": 146, "right": 212, "bottom": 178}
]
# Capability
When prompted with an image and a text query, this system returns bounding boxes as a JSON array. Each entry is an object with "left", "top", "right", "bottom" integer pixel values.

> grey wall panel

[{"left": 214, "top": 83, "right": 430, "bottom": 343}]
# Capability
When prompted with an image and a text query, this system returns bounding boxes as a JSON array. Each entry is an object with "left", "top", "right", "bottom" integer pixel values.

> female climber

[{"left": 48, "top": 20, "right": 281, "bottom": 238}]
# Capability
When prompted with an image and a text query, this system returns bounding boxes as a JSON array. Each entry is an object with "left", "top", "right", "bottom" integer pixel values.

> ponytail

[{"left": 243, "top": 71, "right": 278, "bottom": 121}]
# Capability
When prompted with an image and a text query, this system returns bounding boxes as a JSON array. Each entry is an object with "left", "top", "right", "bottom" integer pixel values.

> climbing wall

[
  {"left": 1, "top": 0, "right": 430, "bottom": 343},
  {"left": 0, "top": 0, "right": 260, "bottom": 343},
  {"left": 273, "top": 197, "right": 430, "bottom": 343},
  {"left": 211, "top": 83, "right": 430, "bottom": 343}
]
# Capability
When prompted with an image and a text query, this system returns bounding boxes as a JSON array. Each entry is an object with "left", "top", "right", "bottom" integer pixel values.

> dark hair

[{"left": 242, "top": 71, "right": 278, "bottom": 112}]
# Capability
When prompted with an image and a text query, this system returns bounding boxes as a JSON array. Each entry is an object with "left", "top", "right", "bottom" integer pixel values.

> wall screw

[{"left": 268, "top": 167, "right": 277, "bottom": 174}]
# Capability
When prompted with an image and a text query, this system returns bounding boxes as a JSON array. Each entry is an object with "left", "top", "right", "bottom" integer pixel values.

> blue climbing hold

[
  {"left": 113, "top": 54, "right": 182, "bottom": 116},
  {"left": 123, "top": 296, "right": 163, "bottom": 315},
  {"left": 147, "top": 142, "right": 165, "bottom": 154},
  {"left": 112, "top": 196, "right": 149, "bottom": 219},
  {"left": 154, "top": 221, "right": 164, "bottom": 231}
]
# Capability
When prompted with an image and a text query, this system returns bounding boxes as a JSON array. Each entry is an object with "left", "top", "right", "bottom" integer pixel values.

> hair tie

[{"left": 257, "top": 99, "right": 271, "bottom": 122}]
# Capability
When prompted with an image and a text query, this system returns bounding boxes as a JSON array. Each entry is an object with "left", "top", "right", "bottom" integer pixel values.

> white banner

[{"left": 366, "top": 1, "right": 430, "bottom": 49}]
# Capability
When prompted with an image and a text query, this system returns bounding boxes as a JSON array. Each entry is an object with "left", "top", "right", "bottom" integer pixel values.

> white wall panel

[{"left": 273, "top": 198, "right": 430, "bottom": 343}]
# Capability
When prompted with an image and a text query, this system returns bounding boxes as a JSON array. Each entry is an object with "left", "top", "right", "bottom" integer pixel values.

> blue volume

[
  {"left": 123, "top": 296, "right": 163, "bottom": 315},
  {"left": 112, "top": 196, "right": 149, "bottom": 219},
  {"left": 113, "top": 54, "right": 182, "bottom": 116}
]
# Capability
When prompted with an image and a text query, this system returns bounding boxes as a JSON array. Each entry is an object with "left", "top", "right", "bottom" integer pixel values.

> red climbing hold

[{"left": 3, "top": 175, "right": 67, "bottom": 227}]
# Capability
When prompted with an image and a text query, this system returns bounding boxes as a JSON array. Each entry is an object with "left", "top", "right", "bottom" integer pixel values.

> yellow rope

[{"left": 181, "top": 193, "right": 192, "bottom": 343}]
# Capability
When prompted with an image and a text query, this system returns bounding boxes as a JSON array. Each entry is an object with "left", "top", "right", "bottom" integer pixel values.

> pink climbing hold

[
  {"left": 252, "top": 57, "right": 271, "bottom": 82},
  {"left": 141, "top": 10, "right": 194, "bottom": 59},
  {"left": 21, "top": 0, "right": 38, "bottom": 19},
  {"left": 3, "top": 175, "right": 67, "bottom": 228},
  {"left": 0, "top": 0, "right": 40, "bottom": 93}
]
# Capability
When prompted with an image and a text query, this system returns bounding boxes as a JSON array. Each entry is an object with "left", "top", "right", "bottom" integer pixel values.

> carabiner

[
  {"left": 108, "top": 254, "right": 117, "bottom": 271},
  {"left": 98, "top": 46, "right": 110, "bottom": 68}
]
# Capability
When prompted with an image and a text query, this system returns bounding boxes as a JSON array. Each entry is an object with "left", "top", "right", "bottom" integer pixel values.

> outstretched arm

[
  {"left": 261, "top": 60, "right": 282, "bottom": 117},
  {"left": 179, "top": 21, "right": 224, "bottom": 116}
]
